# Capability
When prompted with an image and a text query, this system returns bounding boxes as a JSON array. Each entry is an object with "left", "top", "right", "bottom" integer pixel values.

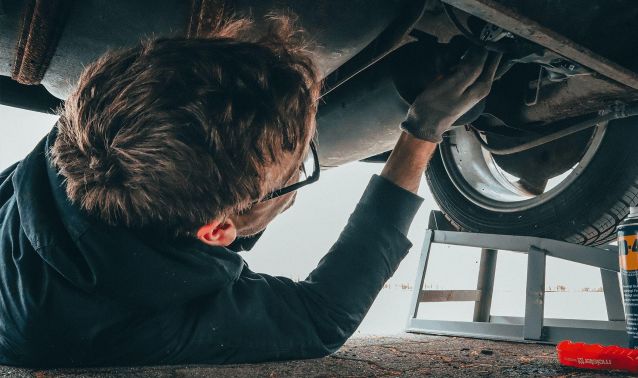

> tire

[{"left": 425, "top": 117, "right": 638, "bottom": 246}]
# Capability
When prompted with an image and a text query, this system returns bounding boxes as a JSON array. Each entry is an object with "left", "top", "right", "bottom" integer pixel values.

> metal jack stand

[{"left": 406, "top": 211, "right": 628, "bottom": 346}]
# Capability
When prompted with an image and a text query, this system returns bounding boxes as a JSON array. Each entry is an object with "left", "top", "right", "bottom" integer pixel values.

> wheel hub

[{"left": 439, "top": 124, "right": 607, "bottom": 212}]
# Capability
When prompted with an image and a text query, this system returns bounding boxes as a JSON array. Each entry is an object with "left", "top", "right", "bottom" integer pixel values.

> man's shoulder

[
  {"left": 0, "top": 161, "right": 20, "bottom": 183},
  {"left": 0, "top": 161, "right": 19, "bottom": 206}
]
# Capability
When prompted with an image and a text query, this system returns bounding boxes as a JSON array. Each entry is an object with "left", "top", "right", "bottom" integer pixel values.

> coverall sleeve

[{"left": 175, "top": 175, "right": 424, "bottom": 364}]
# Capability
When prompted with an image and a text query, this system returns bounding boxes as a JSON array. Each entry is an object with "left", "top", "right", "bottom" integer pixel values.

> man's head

[{"left": 51, "top": 18, "right": 320, "bottom": 245}]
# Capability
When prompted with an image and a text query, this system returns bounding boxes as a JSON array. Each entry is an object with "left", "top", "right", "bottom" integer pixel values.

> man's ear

[{"left": 196, "top": 219, "right": 237, "bottom": 247}]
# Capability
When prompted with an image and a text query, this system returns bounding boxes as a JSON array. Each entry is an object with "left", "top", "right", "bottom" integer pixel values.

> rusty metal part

[
  {"left": 12, "top": 0, "right": 73, "bottom": 85},
  {"left": 521, "top": 75, "right": 638, "bottom": 124},
  {"left": 441, "top": 0, "right": 638, "bottom": 90},
  {"left": 187, "top": 0, "right": 233, "bottom": 38},
  {"left": 490, "top": 0, "right": 638, "bottom": 73},
  {"left": 475, "top": 103, "right": 638, "bottom": 156},
  {"left": 482, "top": 62, "right": 638, "bottom": 127}
]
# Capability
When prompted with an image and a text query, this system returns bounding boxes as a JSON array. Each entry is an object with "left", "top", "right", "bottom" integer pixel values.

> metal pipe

[{"left": 473, "top": 103, "right": 638, "bottom": 155}]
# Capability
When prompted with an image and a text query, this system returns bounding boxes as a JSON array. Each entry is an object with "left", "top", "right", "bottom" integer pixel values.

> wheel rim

[{"left": 439, "top": 124, "right": 607, "bottom": 212}]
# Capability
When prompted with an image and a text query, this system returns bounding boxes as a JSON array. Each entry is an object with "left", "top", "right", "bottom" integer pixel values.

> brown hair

[{"left": 51, "top": 17, "right": 320, "bottom": 236}]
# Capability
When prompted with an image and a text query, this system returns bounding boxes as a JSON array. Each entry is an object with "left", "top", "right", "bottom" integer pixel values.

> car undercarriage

[{"left": 2, "top": 0, "right": 637, "bottom": 245}]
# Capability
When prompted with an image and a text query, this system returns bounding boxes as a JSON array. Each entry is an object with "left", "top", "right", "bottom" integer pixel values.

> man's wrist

[
  {"left": 400, "top": 118, "right": 439, "bottom": 143},
  {"left": 392, "top": 132, "right": 438, "bottom": 165},
  {"left": 400, "top": 113, "right": 449, "bottom": 144},
  {"left": 380, "top": 132, "right": 437, "bottom": 194}
]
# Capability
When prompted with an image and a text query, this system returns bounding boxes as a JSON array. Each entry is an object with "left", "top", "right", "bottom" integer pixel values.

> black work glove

[{"left": 400, "top": 48, "right": 502, "bottom": 143}]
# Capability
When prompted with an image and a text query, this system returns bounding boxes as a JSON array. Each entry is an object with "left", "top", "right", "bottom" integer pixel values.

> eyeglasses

[{"left": 256, "top": 140, "right": 320, "bottom": 203}]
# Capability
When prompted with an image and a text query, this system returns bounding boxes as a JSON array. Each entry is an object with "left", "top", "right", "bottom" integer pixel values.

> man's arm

[
  {"left": 381, "top": 133, "right": 437, "bottom": 193},
  {"left": 146, "top": 175, "right": 419, "bottom": 365}
]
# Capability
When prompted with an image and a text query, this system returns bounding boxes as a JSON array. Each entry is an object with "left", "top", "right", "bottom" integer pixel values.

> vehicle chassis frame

[{"left": 441, "top": 0, "right": 638, "bottom": 90}]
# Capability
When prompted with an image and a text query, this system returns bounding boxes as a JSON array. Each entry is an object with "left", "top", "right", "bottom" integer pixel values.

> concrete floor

[{"left": 2, "top": 333, "right": 632, "bottom": 377}]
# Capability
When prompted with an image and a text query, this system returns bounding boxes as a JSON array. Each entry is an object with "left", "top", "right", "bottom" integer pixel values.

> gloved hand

[{"left": 400, "top": 48, "right": 502, "bottom": 143}]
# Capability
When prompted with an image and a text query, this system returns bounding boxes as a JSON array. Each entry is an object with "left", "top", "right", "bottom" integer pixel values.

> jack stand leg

[
  {"left": 408, "top": 230, "right": 433, "bottom": 322},
  {"left": 524, "top": 246, "right": 546, "bottom": 340},
  {"left": 473, "top": 249, "right": 498, "bottom": 322},
  {"left": 600, "top": 269, "right": 625, "bottom": 321}
]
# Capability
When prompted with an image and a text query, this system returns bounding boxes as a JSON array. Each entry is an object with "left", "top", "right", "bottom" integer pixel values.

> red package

[{"left": 557, "top": 340, "right": 638, "bottom": 373}]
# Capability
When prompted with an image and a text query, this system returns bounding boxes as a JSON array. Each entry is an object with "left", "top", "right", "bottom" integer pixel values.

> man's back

[{"left": 0, "top": 131, "right": 248, "bottom": 366}]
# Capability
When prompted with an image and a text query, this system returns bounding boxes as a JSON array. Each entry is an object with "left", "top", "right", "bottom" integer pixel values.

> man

[{"left": 0, "top": 19, "right": 500, "bottom": 367}]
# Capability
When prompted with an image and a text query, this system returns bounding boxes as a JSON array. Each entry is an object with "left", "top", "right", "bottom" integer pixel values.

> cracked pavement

[{"left": 3, "top": 333, "right": 633, "bottom": 377}]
